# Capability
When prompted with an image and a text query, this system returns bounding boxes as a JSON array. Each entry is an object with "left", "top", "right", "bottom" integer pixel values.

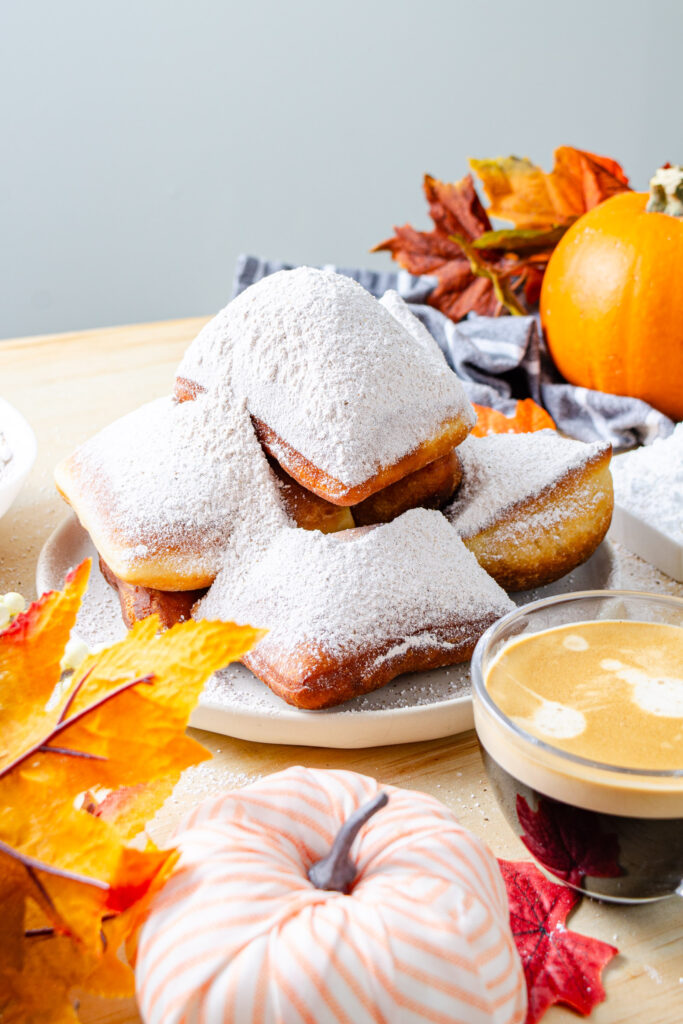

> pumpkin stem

[
  {"left": 646, "top": 165, "right": 683, "bottom": 217},
  {"left": 307, "top": 791, "right": 389, "bottom": 893}
]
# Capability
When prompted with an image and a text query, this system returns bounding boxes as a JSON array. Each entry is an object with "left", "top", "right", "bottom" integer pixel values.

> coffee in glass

[{"left": 471, "top": 591, "right": 683, "bottom": 903}]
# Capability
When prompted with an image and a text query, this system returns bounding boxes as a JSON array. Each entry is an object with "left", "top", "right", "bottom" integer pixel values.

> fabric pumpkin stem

[{"left": 307, "top": 791, "right": 389, "bottom": 892}]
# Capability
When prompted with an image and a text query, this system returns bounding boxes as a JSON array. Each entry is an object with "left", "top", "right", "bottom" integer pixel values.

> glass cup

[{"left": 471, "top": 590, "right": 683, "bottom": 903}]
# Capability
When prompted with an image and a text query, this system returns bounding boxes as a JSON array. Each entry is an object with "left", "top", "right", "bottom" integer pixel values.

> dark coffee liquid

[{"left": 482, "top": 748, "right": 683, "bottom": 901}]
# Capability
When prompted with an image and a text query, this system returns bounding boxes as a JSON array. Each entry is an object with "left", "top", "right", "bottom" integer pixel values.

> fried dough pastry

[
  {"left": 444, "top": 432, "right": 613, "bottom": 591},
  {"left": 268, "top": 458, "right": 353, "bottom": 533},
  {"left": 195, "top": 509, "right": 514, "bottom": 710},
  {"left": 55, "top": 394, "right": 290, "bottom": 590},
  {"left": 352, "top": 449, "right": 463, "bottom": 526},
  {"left": 99, "top": 557, "right": 206, "bottom": 630},
  {"left": 175, "top": 268, "right": 475, "bottom": 506}
]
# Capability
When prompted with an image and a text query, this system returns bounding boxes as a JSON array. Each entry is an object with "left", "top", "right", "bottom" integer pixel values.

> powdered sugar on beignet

[
  {"left": 197, "top": 508, "right": 514, "bottom": 708},
  {"left": 445, "top": 431, "right": 611, "bottom": 539},
  {"left": 178, "top": 268, "right": 474, "bottom": 490},
  {"left": 55, "top": 392, "right": 290, "bottom": 589}
]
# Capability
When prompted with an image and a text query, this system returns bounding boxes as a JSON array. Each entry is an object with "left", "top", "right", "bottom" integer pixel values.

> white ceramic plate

[
  {"left": 37, "top": 513, "right": 620, "bottom": 748},
  {"left": 0, "top": 398, "right": 37, "bottom": 520}
]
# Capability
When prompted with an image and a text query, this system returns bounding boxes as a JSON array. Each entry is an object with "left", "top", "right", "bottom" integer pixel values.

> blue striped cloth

[{"left": 233, "top": 255, "right": 675, "bottom": 450}]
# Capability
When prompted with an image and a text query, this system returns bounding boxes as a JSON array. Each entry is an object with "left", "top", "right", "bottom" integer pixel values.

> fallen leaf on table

[
  {"left": 516, "top": 795, "right": 622, "bottom": 889},
  {"left": 0, "top": 559, "right": 262, "bottom": 1022},
  {"left": 472, "top": 399, "right": 556, "bottom": 436},
  {"left": 373, "top": 148, "right": 630, "bottom": 320},
  {"left": 499, "top": 859, "right": 618, "bottom": 1024}
]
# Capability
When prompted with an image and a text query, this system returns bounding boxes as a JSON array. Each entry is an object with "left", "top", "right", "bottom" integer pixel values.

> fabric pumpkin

[{"left": 135, "top": 767, "right": 526, "bottom": 1024}]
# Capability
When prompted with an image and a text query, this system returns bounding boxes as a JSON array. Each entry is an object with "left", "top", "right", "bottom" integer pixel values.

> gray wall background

[{"left": 1, "top": 0, "right": 676, "bottom": 339}]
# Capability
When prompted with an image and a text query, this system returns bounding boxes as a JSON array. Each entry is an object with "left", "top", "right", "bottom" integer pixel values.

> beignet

[
  {"left": 99, "top": 557, "right": 207, "bottom": 630},
  {"left": 175, "top": 268, "right": 475, "bottom": 505},
  {"left": 55, "top": 393, "right": 290, "bottom": 590},
  {"left": 352, "top": 449, "right": 462, "bottom": 526},
  {"left": 444, "top": 432, "right": 614, "bottom": 591},
  {"left": 195, "top": 508, "right": 514, "bottom": 709}
]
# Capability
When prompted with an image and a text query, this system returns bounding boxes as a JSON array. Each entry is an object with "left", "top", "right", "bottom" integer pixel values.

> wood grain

[{"left": 0, "top": 320, "right": 681, "bottom": 1024}]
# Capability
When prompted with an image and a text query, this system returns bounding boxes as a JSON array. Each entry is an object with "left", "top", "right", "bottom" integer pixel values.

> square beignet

[
  {"left": 196, "top": 508, "right": 514, "bottom": 709},
  {"left": 54, "top": 393, "right": 290, "bottom": 590},
  {"left": 175, "top": 268, "right": 475, "bottom": 505},
  {"left": 444, "top": 432, "right": 613, "bottom": 591}
]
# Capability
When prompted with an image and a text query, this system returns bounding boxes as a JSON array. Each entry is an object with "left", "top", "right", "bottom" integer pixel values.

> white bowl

[{"left": 0, "top": 398, "right": 37, "bottom": 520}]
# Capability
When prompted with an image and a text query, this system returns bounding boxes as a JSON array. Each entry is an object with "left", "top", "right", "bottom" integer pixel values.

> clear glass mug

[{"left": 470, "top": 590, "right": 683, "bottom": 903}]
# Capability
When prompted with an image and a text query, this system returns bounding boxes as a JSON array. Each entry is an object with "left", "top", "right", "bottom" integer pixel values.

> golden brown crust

[
  {"left": 462, "top": 449, "right": 614, "bottom": 592},
  {"left": 175, "top": 374, "right": 472, "bottom": 508},
  {"left": 352, "top": 450, "right": 463, "bottom": 527},
  {"left": 55, "top": 458, "right": 220, "bottom": 591},
  {"left": 268, "top": 459, "right": 353, "bottom": 533},
  {"left": 251, "top": 414, "right": 472, "bottom": 507},
  {"left": 99, "top": 557, "right": 207, "bottom": 630},
  {"left": 242, "top": 613, "right": 502, "bottom": 710}
]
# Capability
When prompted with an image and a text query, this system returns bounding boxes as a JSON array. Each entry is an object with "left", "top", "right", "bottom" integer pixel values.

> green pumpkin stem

[
  {"left": 646, "top": 166, "right": 683, "bottom": 217},
  {"left": 307, "top": 791, "right": 389, "bottom": 893}
]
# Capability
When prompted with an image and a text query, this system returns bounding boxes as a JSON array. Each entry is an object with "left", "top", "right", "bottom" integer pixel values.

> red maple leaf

[
  {"left": 499, "top": 859, "right": 618, "bottom": 1024},
  {"left": 516, "top": 794, "right": 622, "bottom": 889},
  {"left": 372, "top": 174, "right": 503, "bottom": 319}
]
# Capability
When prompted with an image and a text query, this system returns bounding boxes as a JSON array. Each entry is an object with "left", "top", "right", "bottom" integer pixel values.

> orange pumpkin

[{"left": 540, "top": 171, "right": 683, "bottom": 422}]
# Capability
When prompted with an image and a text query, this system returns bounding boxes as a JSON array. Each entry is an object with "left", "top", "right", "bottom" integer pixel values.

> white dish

[
  {"left": 37, "top": 513, "right": 620, "bottom": 748},
  {"left": 609, "top": 503, "right": 683, "bottom": 583},
  {"left": 0, "top": 398, "right": 37, "bottom": 520}
]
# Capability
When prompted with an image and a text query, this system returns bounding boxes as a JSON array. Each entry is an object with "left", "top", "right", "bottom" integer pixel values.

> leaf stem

[
  {"left": 0, "top": 838, "right": 109, "bottom": 890},
  {"left": 0, "top": 674, "right": 154, "bottom": 782}
]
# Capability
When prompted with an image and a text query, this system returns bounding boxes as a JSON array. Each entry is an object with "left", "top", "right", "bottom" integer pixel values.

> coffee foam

[
  {"left": 477, "top": 620, "right": 683, "bottom": 818},
  {"left": 599, "top": 660, "right": 683, "bottom": 719}
]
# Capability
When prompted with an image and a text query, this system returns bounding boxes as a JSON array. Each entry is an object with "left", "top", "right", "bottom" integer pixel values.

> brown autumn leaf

[
  {"left": 373, "top": 174, "right": 503, "bottom": 319},
  {"left": 0, "top": 560, "right": 263, "bottom": 1022},
  {"left": 373, "top": 149, "right": 630, "bottom": 320}
]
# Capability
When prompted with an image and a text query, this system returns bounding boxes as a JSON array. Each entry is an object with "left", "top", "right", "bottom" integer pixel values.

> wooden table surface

[{"left": 0, "top": 320, "right": 681, "bottom": 1024}]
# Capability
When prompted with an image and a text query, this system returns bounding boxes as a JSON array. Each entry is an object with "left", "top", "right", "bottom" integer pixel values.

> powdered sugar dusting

[
  {"left": 379, "top": 290, "right": 448, "bottom": 366},
  {"left": 612, "top": 424, "right": 683, "bottom": 544},
  {"left": 445, "top": 431, "right": 611, "bottom": 538},
  {"left": 179, "top": 268, "right": 474, "bottom": 487},
  {"left": 63, "top": 391, "right": 290, "bottom": 577},
  {"left": 176, "top": 303, "right": 235, "bottom": 393},
  {"left": 197, "top": 508, "right": 514, "bottom": 661}
]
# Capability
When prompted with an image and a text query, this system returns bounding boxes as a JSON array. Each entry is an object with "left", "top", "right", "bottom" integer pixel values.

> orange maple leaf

[
  {"left": 472, "top": 399, "right": 557, "bottom": 437},
  {"left": 470, "top": 148, "right": 630, "bottom": 229},
  {"left": 0, "top": 560, "right": 262, "bottom": 1022}
]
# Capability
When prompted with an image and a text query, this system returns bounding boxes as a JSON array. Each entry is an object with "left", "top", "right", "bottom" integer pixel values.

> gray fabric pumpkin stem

[{"left": 307, "top": 791, "right": 389, "bottom": 893}]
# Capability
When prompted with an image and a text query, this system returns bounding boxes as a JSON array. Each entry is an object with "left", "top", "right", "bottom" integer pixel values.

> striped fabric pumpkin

[{"left": 135, "top": 767, "right": 526, "bottom": 1024}]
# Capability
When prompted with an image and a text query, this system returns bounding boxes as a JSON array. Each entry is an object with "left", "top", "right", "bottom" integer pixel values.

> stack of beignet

[{"left": 55, "top": 267, "right": 614, "bottom": 709}]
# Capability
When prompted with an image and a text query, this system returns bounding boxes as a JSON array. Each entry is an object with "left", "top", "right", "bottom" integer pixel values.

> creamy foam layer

[{"left": 477, "top": 620, "right": 683, "bottom": 818}]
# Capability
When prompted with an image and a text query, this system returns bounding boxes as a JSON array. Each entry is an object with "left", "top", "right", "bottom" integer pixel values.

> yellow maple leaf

[{"left": 0, "top": 560, "right": 262, "bottom": 1021}]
